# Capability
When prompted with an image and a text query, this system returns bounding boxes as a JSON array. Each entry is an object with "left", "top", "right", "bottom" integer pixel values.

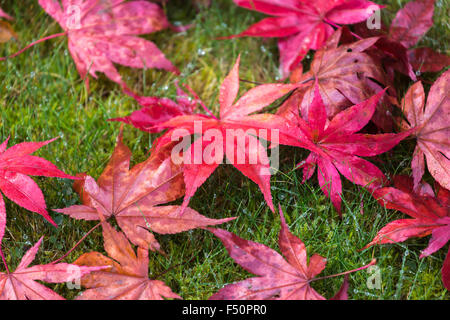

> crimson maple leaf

[
  {"left": 110, "top": 82, "right": 198, "bottom": 133},
  {"left": 0, "top": 199, "right": 103, "bottom": 300},
  {"left": 0, "top": 137, "right": 75, "bottom": 227},
  {"left": 388, "top": 0, "right": 434, "bottom": 48},
  {"left": 154, "top": 0, "right": 211, "bottom": 8},
  {"left": 364, "top": 176, "right": 450, "bottom": 290},
  {"left": 74, "top": 212, "right": 181, "bottom": 300},
  {"left": 278, "top": 83, "right": 411, "bottom": 214},
  {"left": 227, "top": 0, "right": 382, "bottom": 77},
  {"left": 388, "top": 0, "right": 450, "bottom": 76},
  {"left": 352, "top": 0, "right": 449, "bottom": 79},
  {"left": 407, "top": 48, "right": 450, "bottom": 74},
  {"left": 152, "top": 56, "right": 302, "bottom": 213},
  {"left": 400, "top": 69, "right": 449, "bottom": 191},
  {"left": 56, "top": 129, "right": 235, "bottom": 252},
  {"left": 37, "top": 0, "right": 178, "bottom": 89},
  {"left": 208, "top": 206, "right": 375, "bottom": 300}
]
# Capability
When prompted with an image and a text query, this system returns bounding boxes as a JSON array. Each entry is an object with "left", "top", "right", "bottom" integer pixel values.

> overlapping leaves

[
  {"left": 0, "top": 0, "right": 448, "bottom": 300},
  {"left": 278, "top": 84, "right": 411, "bottom": 213},
  {"left": 227, "top": 0, "right": 382, "bottom": 77},
  {"left": 56, "top": 129, "right": 234, "bottom": 252},
  {"left": 0, "top": 199, "right": 104, "bottom": 300}
]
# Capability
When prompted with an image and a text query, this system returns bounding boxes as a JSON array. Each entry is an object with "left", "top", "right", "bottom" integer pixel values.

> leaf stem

[
  {"left": 0, "top": 32, "right": 67, "bottom": 61},
  {"left": 49, "top": 222, "right": 101, "bottom": 265},
  {"left": 181, "top": 83, "right": 219, "bottom": 120},
  {"left": 310, "top": 259, "right": 376, "bottom": 283},
  {"left": 323, "top": 19, "right": 363, "bottom": 40}
]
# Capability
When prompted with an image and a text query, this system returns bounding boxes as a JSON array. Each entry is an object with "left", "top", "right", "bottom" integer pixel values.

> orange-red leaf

[
  {"left": 401, "top": 69, "right": 450, "bottom": 190},
  {"left": 74, "top": 217, "right": 181, "bottom": 300},
  {"left": 56, "top": 130, "right": 234, "bottom": 252}
]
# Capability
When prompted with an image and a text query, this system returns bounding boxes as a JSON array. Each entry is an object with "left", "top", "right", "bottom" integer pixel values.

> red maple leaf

[
  {"left": 74, "top": 211, "right": 181, "bottom": 300},
  {"left": 384, "top": 0, "right": 450, "bottom": 77},
  {"left": 400, "top": 69, "right": 449, "bottom": 191},
  {"left": 227, "top": 0, "right": 382, "bottom": 77},
  {"left": 0, "top": 199, "right": 103, "bottom": 300},
  {"left": 0, "top": 137, "right": 75, "bottom": 227},
  {"left": 208, "top": 206, "right": 375, "bottom": 300},
  {"left": 37, "top": 0, "right": 179, "bottom": 89},
  {"left": 278, "top": 83, "right": 412, "bottom": 214},
  {"left": 152, "top": 56, "right": 302, "bottom": 212},
  {"left": 352, "top": 0, "right": 449, "bottom": 79},
  {"left": 56, "top": 129, "right": 235, "bottom": 252},
  {"left": 364, "top": 176, "right": 450, "bottom": 290}
]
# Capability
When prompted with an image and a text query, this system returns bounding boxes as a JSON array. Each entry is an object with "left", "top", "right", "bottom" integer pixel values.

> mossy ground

[{"left": 0, "top": 0, "right": 448, "bottom": 299}]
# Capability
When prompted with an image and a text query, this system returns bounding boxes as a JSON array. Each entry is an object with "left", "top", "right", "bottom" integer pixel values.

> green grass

[{"left": 0, "top": 0, "right": 449, "bottom": 300}]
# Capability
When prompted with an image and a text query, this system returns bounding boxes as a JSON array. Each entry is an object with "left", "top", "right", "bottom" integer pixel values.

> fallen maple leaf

[
  {"left": 384, "top": 0, "right": 450, "bottom": 76},
  {"left": 56, "top": 129, "right": 235, "bottom": 252},
  {"left": 400, "top": 69, "right": 449, "bottom": 190},
  {"left": 0, "top": 137, "right": 75, "bottom": 227},
  {"left": 353, "top": 0, "right": 449, "bottom": 78},
  {"left": 407, "top": 48, "right": 450, "bottom": 74},
  {"left": 227, "top": 0, "right": 382, "bottom": 77},
  {"left": 0, "top": 204, "right": 103, "bottom": 299},
  {"left": 278, "top": 83, "right": 412, "bottom": 214},
  {"left": 208, "top": 206, "right": 375, "bottom": 300},
  {"left": 74, "top": 212, "right": 181, "bottom": 300},
  {"left": 35, "top": 0, "right": 179, "bottom": 89},
  {"left": 110, "top": 82, "right": 198, "bottom": 133},
  {"left": 276, "top": 29, "right": 394, "bottom": 132},
  {"left": 152, "top": 56, "right": 302, "bottom": 213},
  {"left": 388, "top": 0, "right": 434, "bottom": 49},
  {"left": 194, "top": 0, "right": 211, "bottom": 7},
  {"left": 364, "top": 175, "right": 450, "bottom": 290}
]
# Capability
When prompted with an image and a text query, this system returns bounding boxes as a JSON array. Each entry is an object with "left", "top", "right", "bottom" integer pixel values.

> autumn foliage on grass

[
  {"left": 0, "top": 196, "right": 105, "bottom": 300},
  {"left": 208, "top": 206, "right": 376, "bottom": 300},
  {"left": 364, "top": 176, "right": 450, "bottom": 290},
  {"left": 56, "top": 129, "right": 235, "bottom": 253},
  {"left": 0, "top": 0, "right": 449, "bottom": 300},
  {"left": 0, "top": 138, "right": 76, "bottom": 226},
  {"left": 226, "top": 0, "right": 383, "bottom": 77}
]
